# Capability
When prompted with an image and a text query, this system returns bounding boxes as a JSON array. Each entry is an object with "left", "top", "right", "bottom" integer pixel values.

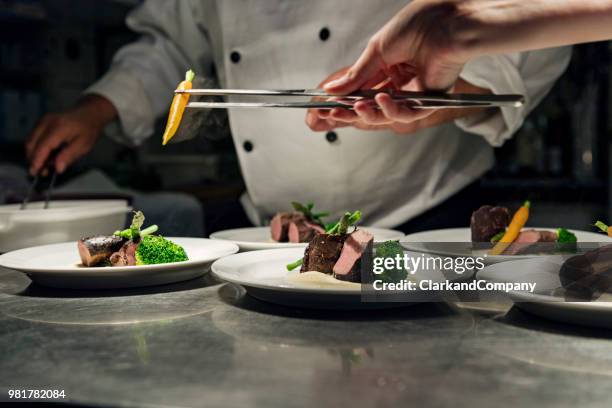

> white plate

[
  {"left": 401, "top": 227, "right": 611, "bottom": 264},
  {"left": 211, "top": 248, "right": 468, "bottom": 309},
  {"left": 0, "top": 238, "right": 239, "bottom": 289},
  {"left": 478, "top": 257, "right": 612, "bottom": 328},
  {"left": 210, "top": 226, "right": 405, "bottom": 251}
]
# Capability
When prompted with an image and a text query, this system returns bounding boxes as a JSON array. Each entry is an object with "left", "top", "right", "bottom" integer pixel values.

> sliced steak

[
  {"left": 270, "top": 212, "right": 293, "bottom": 242},
  {"left": 288, "top": 219, "right": 325, "bottom": 243},
  {"left": 333, "top": 229, "right": 374, "bottom": 283},
  {"left": 503, "top": 229, "right": 558, "bottom": 255},
  {"left": 78, "top": 235, "right": 125, "bottom": 267},
  {"left": 471, "top": 205, "right": 510, "bottom": 242},
  {"left": 539, "top": 230, "right": 558, "bottom": 242},
  {"left": 560, "top": 244, "right": 612, "bottom": 300},
  {"left": 300, "top": 233, "right": 347, "bottom": 274},
  {"left": 110, "top": 240, "right": 140, "bottom": 267}
]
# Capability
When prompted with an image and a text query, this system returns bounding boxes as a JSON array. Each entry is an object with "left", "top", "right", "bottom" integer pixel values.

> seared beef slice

[
  {"left": 560, "top": 244, "right": 612, "bottom": 299},
  {"left": 288, "top": 219, "right": 325, "bottom": 243},
  {"left": 110, "top": 240, "right": 140, "bottom": 266},
  {"left": 272, "top": 211, "right": 325, "bottom": 243},
  {"left": 333, "top": 229, "right": 374, "bottom": 283},
  {"left": 470, "top": 205, "right": 510, "bottom": 242},
  {"left": 270, "top": 212, "right": 293, "bottom": 242},
  {"left": 78, "top": 235, "right": 125, "bottom": 266},
  {"left": 300, "top": 234, "right": 346, "bottom": 274},
  {"left": 503, "top": 229, "right": 558, "bottom": 255}
]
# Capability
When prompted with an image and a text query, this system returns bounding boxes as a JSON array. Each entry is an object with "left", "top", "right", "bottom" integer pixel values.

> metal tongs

[
  {"left": 21, "top": 144, "right": 65, "bottom": 210},
  {"left": 179, "top": 88, "right": 525, "bottom": 110}
]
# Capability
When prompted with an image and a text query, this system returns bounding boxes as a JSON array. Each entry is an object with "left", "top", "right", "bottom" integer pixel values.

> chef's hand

[
  {"left": 305, "top": 0, "right": 481, "bottom": 130},
  {"left": 321, "top": 0, "right": 612, "bottom": 108},
  {"left": 306, "top": 67, "right": 491, "bottom": 134},
  {"left": 324, "top": 0, "right": 472, "bottom": 94},
  {"left": 26, "top": 95, "right": 117, "bottom": 175}
]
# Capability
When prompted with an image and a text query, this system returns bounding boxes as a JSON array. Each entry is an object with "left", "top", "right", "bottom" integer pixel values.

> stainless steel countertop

[{"left": 1, "top": 267, "right": 612, "bottom": 408}]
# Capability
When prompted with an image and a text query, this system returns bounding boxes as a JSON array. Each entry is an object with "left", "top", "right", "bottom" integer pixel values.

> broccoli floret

[
  {"left": 556, "top": 228, "right": 577, "bottom": 253},
  {"left": 374, "top": 240, "right": 407, "bottom": 283},
  {"left": 557, "top": 228, "right": 577, "bottom": 244},
  {"left": 135, "top": 235, "right": 188, "bottom": 265}
]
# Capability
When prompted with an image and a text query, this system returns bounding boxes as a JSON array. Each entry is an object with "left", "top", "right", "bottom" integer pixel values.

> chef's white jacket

[{"left": 87, "top": 0, "right": 571, "bottom": 228}]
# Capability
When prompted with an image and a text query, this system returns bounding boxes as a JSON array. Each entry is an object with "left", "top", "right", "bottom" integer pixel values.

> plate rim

[
  {"left": 0, "top": 237, "right": 239, "bottom": 274},
  {"left": 401, "top": 227, "right": 611, "bottom": 261},
  {"left": 210, "top": 226, "right": 406, "bottom": 247},
  {"left": 508, "top": 289, "right": 612, "bottom": 310},
  {"left": 478, "top": 257, "right": 612, "bottom": 312},
  {"left": 211, "top": 248, "right": 364, "bottom": 295}
]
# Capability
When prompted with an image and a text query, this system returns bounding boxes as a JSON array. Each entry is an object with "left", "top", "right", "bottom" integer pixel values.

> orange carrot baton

[
  {"left": 489, "top": 201, "right": 531, "bottom": 256},
  {"left": 162, "top": 69, "right": 195, "bottom": 145}
]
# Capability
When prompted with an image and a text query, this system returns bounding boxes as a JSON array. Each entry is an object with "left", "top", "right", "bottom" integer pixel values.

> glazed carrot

[
  {"left": 594, "top": 221, "right": 612, "bottom": 237},
  {"left": 162, "top": 69, "right": 195, "bottom": 145},
  {"left": 489, "top": 201, "right": 531, "bottom": 256}
]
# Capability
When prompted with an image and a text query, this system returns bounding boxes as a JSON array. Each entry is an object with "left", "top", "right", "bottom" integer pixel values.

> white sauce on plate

[{"left": 286, "top": 270, "right": 360, "bottom": 289}]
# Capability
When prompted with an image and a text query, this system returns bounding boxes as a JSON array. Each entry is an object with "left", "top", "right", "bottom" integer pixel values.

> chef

[{"left": 26, "top": 0, "right": 571, "bottom": 231}]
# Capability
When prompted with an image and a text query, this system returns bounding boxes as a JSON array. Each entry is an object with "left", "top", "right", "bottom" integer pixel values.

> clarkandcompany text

[{"left": 371, "top": 279, "right": 537, "bottom": 293}]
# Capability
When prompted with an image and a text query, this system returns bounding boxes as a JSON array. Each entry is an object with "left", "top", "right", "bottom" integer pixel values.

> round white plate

[
  {"left": 0, "top": 238, "right": 239, "bottom": 290},
  {"left": 478, "top": 256, "right": 612, "bottom": 328},
  {"left": 211, "top": 248, "right": 469, "bottom": 309},
  {"left": 401, "top": 227, "right": 610, "bottom": 264},
  {"left": 210, "top": 226, "right": 405, "bottom": 251}
]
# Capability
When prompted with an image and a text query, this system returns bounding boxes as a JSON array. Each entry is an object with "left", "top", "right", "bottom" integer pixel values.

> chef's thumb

[{"left": 324, "top": 44, "right": 383, "bottom": 94}]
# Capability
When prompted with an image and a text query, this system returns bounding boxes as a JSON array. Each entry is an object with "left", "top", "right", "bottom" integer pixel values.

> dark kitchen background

[{"left": 1, "top": 0, "right": 611, "bottom": 235}]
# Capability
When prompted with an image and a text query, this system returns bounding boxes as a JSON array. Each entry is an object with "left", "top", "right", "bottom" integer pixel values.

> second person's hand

[{"left": 25, "top": 94, "right": 117, "bottom": 175}]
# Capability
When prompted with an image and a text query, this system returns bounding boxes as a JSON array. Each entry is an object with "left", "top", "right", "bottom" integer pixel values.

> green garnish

[
  {"left": 291, "top": 201, "right": 329, "bottom": 226},
  {"left": 594, "top": 221, "right": 609, "bottom": 233},
  {"left": 114, "top": 211, "right": 158, "bottom": 240},
  {"left": 490, "top": 230, "right": 505, "bottom": 244},
  {"left": 185, "top": 69, "right": 195, "bottom": 82},
  {"left": 286, "top": 259, "right": 303, "bottom": 271},
  {"left": 326, "top": 211, "right": 362, "bottom": 235}
]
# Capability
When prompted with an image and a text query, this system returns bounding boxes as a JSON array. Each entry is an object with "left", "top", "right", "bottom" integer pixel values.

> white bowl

[{"left": 0, "top": 200, "right": 131, "bottom": 252}]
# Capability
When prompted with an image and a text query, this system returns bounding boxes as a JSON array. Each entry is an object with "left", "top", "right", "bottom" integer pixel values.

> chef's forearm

[
  {"left": 455, "top": 0, "right": 612, "bottom": 59},
  {"left": 75, "top": 95, "right": 118, "bottom": 130}
]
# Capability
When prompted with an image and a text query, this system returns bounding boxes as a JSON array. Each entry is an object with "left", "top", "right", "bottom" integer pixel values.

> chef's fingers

[
  {"left": 329, "top": 108, "right": 360, "bottom": 123},
  {"left": 360, "top": 71, "right": 392, "bottom": 91},
  {"left": 54, "top": 138, "right": 92, "bottom": 174},
  {"left": 315, "top": 119, "right": 350, "bottom": 131},
  {"left": 29, "top": 124, "right": 75, "bottom": 175},
  {"left": 305, "top": 110, "right": 327, "bottom": 131},
  {"left": 353, "top": 100, "right": 393, "bottom": 125},
  {"left": 375, "top": 93, "right": 435, "bottom": 123},
  {"left": 324, "top": 43, "right": 384, "bottom": 94},
  {"left": 26, "top": 115, "right": 54, "bottom": 161},
  {"left": 317, "top": 108, "right": 331, "bottom": 119},
  {"left": 306, "top": 111, "right": 345, "bottom": 131},
  {"left": 307, "top": 107, "right": 327, "bottom": 120}
]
